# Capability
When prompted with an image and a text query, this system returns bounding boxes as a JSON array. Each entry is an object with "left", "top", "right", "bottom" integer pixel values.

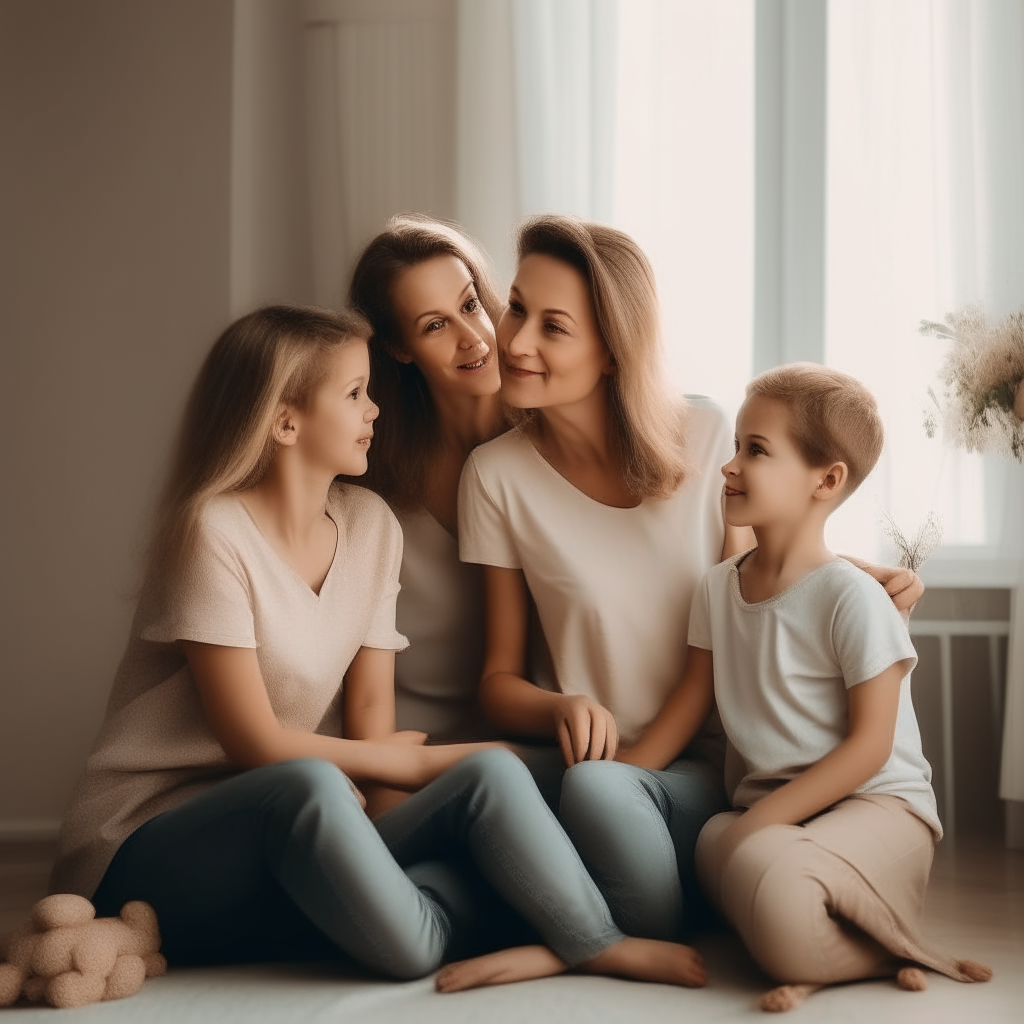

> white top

[
  {"left": 52, "top": 483, "right": 408, "bottom": 897},
  {"left": 458, "top": 397, "right": 733, "bottom": 748},
  {"left": 393, "top": 509, "right": 493, "bottom": 739},
  {"left": 688, "top": 553, "right": 941, "bottom": 837}
]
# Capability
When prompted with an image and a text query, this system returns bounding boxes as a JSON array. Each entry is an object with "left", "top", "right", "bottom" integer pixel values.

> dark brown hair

[
  {"left": 745, "top": 362, "right": 885, "bottom": 496},
  {"left": 349, "top": 215, "right": 504, "bottom": 510},
  {"left": 513, "top": 215, "right": 688, "bottom": 500}
]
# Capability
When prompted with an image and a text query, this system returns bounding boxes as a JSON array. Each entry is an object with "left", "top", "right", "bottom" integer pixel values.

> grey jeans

[
  {"left": 92, "top": 749, "right": 623, "bottom": 977},
  {"left": 559, "top": 757, "right": 727, "bottom": 941}
]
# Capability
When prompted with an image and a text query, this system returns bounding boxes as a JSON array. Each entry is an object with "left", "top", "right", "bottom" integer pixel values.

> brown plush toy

[{"left": 0, "top": 894, "right": 166, "bottom": 1009}]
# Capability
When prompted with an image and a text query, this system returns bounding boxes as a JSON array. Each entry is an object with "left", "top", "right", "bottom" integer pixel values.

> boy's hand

[{"left": 553, "top": 695, "right": 618, "bottom": 765}]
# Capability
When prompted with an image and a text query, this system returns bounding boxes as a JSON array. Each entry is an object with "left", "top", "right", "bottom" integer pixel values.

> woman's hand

[
  {"left": 842, "top": 556, "right": 924, "bottom": 614},
  {"left": 553, "top": 695, "right": 618, "bottom": 765}
]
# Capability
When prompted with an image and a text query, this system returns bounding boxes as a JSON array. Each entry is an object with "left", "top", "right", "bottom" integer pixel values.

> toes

[
  {"left": 683, "top": 949, "right": 708, "bottom": 987},
  {"left": 760, "top": 985, "right": 799, "bottom": 1012},
  {"left": 434, "top": 962, "right": 475, "bottom": 993},
  {"left": 896, "top": 966, "right": 927, "bottom": 991},
  {"left": 957, "top": 959, "right": 992, "bottom": 983}
]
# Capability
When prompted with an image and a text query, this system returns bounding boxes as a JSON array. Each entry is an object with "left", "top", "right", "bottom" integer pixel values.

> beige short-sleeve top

[
  {"left": 458, "top": 397, "right": 732, "bottom": 748},
  {"left": 392, "top": 509, "right": 490, "bottom": 739},
  {"left": 51, "top": 482, "right": 408, "bottom": 898}
]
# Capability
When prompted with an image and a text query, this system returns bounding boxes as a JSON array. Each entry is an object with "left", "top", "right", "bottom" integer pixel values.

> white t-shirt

[
  {"left": 688, "top": 553, "right": 941, "bottom": 837},
  {"left": 52, "top": 482, "right": 408, "bottom": 898},
  {"left": 393, "top": 509, "right": 492, "bottom": 739},
  {"left": 458, "top": 397, "right": 733, "bottom": 747}
]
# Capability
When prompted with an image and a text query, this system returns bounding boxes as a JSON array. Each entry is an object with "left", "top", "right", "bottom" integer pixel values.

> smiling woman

[
  {"left": 48, "top": 304, "right": 698, "bottom": 987},
  {"left": 349, "top": 216, "right": 510, "bottom": 741}
]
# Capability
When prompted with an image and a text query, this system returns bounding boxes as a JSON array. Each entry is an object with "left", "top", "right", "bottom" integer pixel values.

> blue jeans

[
  {"left": 92, "top": 750, "right": 622, "bottom": 977},
  {"left": 559, "top": 758, "right": 727, "bottom": 941}
]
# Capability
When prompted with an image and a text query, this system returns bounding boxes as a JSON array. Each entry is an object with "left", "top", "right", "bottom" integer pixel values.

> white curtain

[
  {"left": 818, "top": 0, "right": 1024, "bottom": 816},
  {"left": 470, "top": 0, "right": 755, "bottom": 415},
  {"left": 301, "top": 0, "right": 1024, "bottom": 827}
]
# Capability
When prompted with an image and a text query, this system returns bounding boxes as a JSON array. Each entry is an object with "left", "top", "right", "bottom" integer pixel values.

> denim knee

[
  {"left": 560, "top": 760, "right": 641, "bottom": 819},
  {"left": 447, "top": 747, "right": 533, "bottom": 792},
  {"left": 258, "top": 758, "right": 361, "bottom": 821}
]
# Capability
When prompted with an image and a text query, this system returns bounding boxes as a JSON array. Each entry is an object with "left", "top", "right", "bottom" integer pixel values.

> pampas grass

[
  {"left": 921, "top": 303, "right": 1024, "bottom": 462},
  {"left": 881, "top": 510, "right": 943, "bottom": 573}
]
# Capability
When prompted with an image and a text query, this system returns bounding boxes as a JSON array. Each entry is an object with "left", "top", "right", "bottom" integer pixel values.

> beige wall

[
  {"left": 0, "top": 0, "right": 1012, "bottom": 845},
  {"left": 1, "top": 0, "right": 235, "bottom": 830}
]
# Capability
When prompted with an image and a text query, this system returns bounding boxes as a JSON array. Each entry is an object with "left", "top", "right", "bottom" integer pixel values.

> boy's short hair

[{"left": 745, "top": 362, "right": 884, "bottom": 496}]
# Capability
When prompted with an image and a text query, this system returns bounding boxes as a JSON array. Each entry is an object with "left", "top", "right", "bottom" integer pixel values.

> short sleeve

[
  {"left": 457, "top": 451, "right": 522, "bottom": 569},
  {"left": 831, "top": 576, "right": 918, "bottom": 687},
  {"left": 141, "top": 523, "right": 256, "bottom": 647},
  {"left": 361, "top": 514, "right": 410, "bottom": 651},
  {"left": 687, "top": 571, "right": 714, "bottom": 650}
]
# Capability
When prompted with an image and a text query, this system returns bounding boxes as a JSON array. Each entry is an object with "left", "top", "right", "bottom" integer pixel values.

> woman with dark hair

[
  {"left": 349, "top": 215, "right": 512, "bottom": 745},
  {"left": 47, "top": 303, "right": 709, "bottom": 989}
]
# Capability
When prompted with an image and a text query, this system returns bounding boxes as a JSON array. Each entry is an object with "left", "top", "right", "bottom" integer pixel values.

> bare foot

[
  {"left": 957, "top": 959, "right": 992, "bottom": 982},
  {"left": 435, "top": 945, "right": 568, "bottom": 992},
  {"left": 896, "top": 966, "right": 927, "bottom": 991},
  {"left": 759, "top": 983, "right": 822, "bottom": 1012},
  {"left": 581, "top": 937, "right": 707, "bottom": 988}
]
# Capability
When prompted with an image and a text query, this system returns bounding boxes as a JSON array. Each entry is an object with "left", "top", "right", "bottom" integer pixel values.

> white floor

[{"left": 1, "top": 838, "right": 1021, "bottom": 1022}]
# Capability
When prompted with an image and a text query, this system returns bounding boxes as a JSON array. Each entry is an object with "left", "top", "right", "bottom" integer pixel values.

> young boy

[{"left": 620, "top": 363, "right": 990, "bottom": 1011}]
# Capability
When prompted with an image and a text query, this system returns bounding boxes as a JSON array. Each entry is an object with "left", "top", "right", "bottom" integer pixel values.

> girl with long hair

[{"left": 48, "top": 304, "right": 709, "bottom": 988}]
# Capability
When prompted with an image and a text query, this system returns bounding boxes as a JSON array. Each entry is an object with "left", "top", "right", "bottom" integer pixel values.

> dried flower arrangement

[
  {"left": 880, "top": 510, "right": 943, "bottom": 573},
  {"left": 921, "top": 303, "right": 1024, "bottom": 462}
]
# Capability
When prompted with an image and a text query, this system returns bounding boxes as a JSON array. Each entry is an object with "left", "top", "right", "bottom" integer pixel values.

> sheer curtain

[
  {"left": 470, "top": 0, "right": 755, "bottom": 417},
  {"left": 820, "top": 0, "right": 1024, "bottom": 819},
  {"left": 303, "top": 0, "right": 1023, "bottom": 829},
  {"left": 487, "top": 0, "right": 1023, "bottom": 829}
]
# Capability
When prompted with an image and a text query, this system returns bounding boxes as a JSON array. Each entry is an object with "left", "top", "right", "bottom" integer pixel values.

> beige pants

[{"left": 695, "top": 794, "right": 972, "bottom": 984}]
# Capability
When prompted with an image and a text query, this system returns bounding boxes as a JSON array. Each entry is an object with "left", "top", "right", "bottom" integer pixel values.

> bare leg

[{"left": 435, "top": 936, "right": 707, "bottom": 993}]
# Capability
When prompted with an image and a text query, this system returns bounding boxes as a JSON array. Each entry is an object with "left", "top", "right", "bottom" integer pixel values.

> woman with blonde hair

[
  {"left": 447, "top": 215, "right": 922, "bottom": 987},
  {"left": 48, "top": 304, "right": 709, "bottom": 988}
]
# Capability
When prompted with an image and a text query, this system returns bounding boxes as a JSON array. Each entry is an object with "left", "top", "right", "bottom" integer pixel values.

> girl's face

[
  {"left": 721, "top": 395, "right": 829, "bottom": 527},
  {"left": 497, "top": 254, "right": 614, "bottom": 410},
  {"left": 292, "top": 340, "right": 379, "bottom": 477},
  {"left": 390, "top": 255, "right": 500, "bottom": 398}
]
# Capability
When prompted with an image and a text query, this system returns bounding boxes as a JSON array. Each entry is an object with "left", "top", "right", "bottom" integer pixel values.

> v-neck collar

[{"left": 235, "top": 495, "right": 343, "bottom": 600}]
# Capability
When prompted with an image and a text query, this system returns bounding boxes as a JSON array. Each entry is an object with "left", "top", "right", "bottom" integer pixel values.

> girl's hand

[
  {"left": 553, "top": 695, "right": 618, "bottom": 765},
  {"left": 380, "top": 730, "right": 428, "bottom": 746}
]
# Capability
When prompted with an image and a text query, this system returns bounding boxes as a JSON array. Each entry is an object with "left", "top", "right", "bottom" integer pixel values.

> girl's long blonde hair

[
  {"left": 348, "top": 214, "right": 506, "bottom": 510},
  {"left": 514, "top": 215, "right": 688, "bottom": 500},
  {"left": 145, "top": 304, "right": 369, "bottom": 596}
]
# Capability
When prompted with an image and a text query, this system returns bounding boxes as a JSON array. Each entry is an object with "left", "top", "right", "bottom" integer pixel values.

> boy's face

[{"left": 721, "top": 395, "right": 831, "bottom": 528}]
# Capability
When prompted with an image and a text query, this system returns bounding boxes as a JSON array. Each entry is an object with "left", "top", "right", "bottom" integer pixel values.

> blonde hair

[
  {"left": 745, "top": 362, "right": 884, "bottom": 495},
  {"left": 349, "top": 214, "right": 506, "bottom": 510},
  {"left": 146, "top": 304, "right": 370, "bottom": 594},
  {"left": 513, "top": 215, "right": 687, "bottom": 500}
]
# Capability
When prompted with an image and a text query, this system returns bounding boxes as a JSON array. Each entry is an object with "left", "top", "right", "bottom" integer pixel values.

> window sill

[{"left": 919, "top": 553, "right": 1023, "bottom": 589}]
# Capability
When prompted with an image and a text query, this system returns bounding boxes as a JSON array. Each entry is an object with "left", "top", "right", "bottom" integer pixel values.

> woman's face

[
  {"left": 390, "top": 255, "right": 500, "bottom": 398},
  {"left": 292, "top": 340, "right": 379, "bottom": 477},
  {"left": 497, "top": 253, "right": 613, "bottom": 411}
]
